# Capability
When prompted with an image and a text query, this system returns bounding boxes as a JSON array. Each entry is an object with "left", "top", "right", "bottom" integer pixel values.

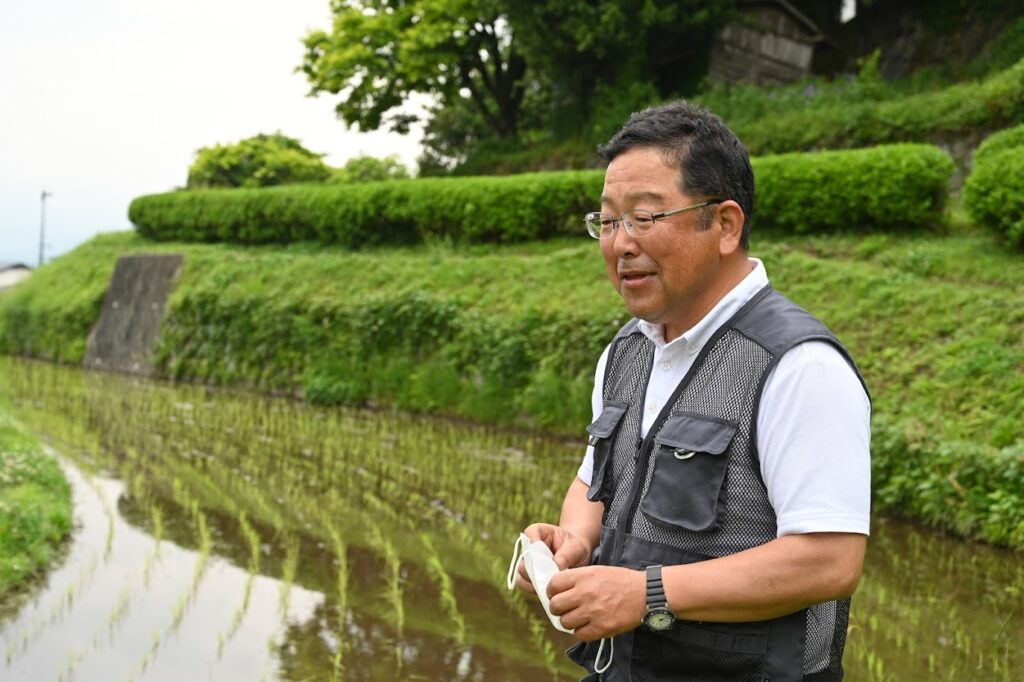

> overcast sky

[{"left": 0, "top": 0, "right": 426, "bottom": 267}]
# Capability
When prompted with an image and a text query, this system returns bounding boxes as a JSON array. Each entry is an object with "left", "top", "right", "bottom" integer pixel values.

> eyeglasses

[{"left": 583, "top": 200, "right": 723, "bottom": 239}]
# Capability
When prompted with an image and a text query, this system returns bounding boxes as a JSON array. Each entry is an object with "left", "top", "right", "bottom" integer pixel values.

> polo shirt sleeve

[
  {"left": 757, "top": 340, "right": 872, "bottom": 537},
  {"left": 577, "top": 344, "right": 612, "bottom": 486}
]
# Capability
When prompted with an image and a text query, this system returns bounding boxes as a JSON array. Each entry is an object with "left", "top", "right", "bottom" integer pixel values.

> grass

[{"left": 0, "top": 405, "right": 73, "bottom": 599}]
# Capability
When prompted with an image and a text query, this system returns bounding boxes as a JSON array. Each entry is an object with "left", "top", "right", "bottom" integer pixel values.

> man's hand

[
  {"left": 514, "top": 522, "right": 592, "bottom": 594},
  {"left": 546, "top": 565, "right": 646, "bottom": 641}
]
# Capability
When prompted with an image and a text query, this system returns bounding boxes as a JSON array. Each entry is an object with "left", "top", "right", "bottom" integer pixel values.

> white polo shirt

[{"left": 577, "top": 259, "right": 871, "bottom": 537}]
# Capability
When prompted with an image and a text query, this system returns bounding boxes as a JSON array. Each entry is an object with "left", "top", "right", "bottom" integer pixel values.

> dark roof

[
  {"left": 743, "top": 0, "right": 826, "bottom": 42},
  {"left": 0, "top": 262, "right": 31, "bottom": 272}
]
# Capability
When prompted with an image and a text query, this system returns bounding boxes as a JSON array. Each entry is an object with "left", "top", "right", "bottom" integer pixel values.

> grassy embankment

[
  {"left": 1, "top": 222, "right": 1022, "bottom": 549},
  {"left": 0, "top": 404, "right": 73, "bottom": 600}
]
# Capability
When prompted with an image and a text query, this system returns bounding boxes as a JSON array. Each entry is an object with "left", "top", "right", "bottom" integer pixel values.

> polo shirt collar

[{"left": 637, "top": 258, "right": 769, "bottom": 351}]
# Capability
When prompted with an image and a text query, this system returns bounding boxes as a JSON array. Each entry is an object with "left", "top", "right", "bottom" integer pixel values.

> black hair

[{"left": 597, "top": 100, "right": 755, "bottom": 249}]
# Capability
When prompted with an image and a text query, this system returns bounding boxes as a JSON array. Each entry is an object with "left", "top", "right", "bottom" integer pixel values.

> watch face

[{"left": 645, "top": 608, "right": 675, "bottom": 631}]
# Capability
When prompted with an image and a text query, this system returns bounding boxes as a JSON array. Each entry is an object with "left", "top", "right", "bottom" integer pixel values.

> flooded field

[{"left": 1, "top": 357, "right": 1021, "bottom": 681}]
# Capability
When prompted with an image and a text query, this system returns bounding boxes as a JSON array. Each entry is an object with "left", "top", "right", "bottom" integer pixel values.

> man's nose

[{"left": 611, "top": 222, "right": 640, "bottom": 258}]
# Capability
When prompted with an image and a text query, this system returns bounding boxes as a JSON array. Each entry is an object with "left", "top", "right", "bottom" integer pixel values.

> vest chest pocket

[
  {"left": 640, "top": 413, "right": 739, "bottom": 532},
  {"left": 585, "top": 401, "right": 629, "bottom": 503}
]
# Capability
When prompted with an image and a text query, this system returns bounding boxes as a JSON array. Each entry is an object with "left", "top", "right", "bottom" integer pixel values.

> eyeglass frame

[{"left": 583, "top": 199, "right": 724, "bottom": 239}]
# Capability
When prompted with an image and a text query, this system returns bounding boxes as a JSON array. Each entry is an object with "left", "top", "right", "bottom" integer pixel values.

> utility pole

[{"left": 39, "top": 189, "right": 52, "bottom": 267}]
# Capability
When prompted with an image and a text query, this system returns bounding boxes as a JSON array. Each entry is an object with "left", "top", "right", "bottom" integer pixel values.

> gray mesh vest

[{"left": 568, "top": 285, "right": 868, "bottom": 682}]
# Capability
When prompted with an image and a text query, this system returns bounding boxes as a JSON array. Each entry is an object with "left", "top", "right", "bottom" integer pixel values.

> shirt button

[{"left": 660, "top": 361, "right": 671, "bottom": 371}]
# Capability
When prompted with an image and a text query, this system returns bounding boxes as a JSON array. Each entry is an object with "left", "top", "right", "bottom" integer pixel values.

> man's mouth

[{"left": 619, "top": 270, "right": 654, "bottom": 286}]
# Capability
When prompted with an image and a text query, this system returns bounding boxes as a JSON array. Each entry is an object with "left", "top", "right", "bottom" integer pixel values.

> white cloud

[{"left": 0, "top": 0, "right": 426, "bottom": 266}]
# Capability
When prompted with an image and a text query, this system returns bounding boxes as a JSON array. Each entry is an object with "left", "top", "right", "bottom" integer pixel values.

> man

[{"left": 515, "top": 101, "right": 871, "bottom": 681}]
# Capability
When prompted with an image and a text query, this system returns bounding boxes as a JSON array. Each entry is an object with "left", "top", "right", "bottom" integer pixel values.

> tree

[
  {"left": 332, "top": 154, "right": 411, "bottom": 183},
  {"left": 504, "top": 0, "right": 740, "bottom": 136},
  {"left": 187, "top": 132, "right": 331, "bottom": 189},
  {"left": 298, "top": 0, "right": 526, "bottom": 140},
  {"left": 298, "top": 1, "right": 744, "bottom": 171}
]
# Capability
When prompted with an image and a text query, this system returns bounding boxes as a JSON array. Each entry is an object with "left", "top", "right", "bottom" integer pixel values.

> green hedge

[
  {"left": 129, "top": 171, "right": 604, "bottom": 247},
  {"left": 972, "top": 123, "right": 1024, "bottom": 164},
  {"left": 965, "top": 123, "right": 1024, "bottom": 248},
  {"left": 964, "top": 146, "right": 1024, "bottom": 248},
  {"left": 130, "top": 145, "right": 952, "bottom": 245},
  {"left": 753, "top": 144, "right": 953, "bottom": 233},
  {"left": 731, "top": 59, "right": 1024, "bottom": 155}
]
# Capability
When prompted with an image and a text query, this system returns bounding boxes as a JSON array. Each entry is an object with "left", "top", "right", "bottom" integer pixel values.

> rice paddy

[{"left": 0, "top": 356, "right": 1020, "bottom": 681}]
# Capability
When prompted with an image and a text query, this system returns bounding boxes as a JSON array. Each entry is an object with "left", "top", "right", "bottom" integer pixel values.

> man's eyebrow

[{"left": 600, "top": 190, "right": 669, "bottom": 206}]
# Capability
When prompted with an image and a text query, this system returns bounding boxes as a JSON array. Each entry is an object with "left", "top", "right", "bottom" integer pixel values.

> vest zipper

[{"left": 609, "top": 355, "right": 656, "bottom": 565}]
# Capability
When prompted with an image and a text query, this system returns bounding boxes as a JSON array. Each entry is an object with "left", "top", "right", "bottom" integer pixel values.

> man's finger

[
  {"left": 515, "top": 560, "right": 536, "bottom": 594},
  {"left": 557, "top": 607, "right": 589, "bottom": 633},
  {"left": 515, "top": 572, "right": 536, "bottom": 594},
  {"left": 546, "top": 566, "right": 576, "bottom": 599},
  {"left": 523, "top": 523, "right": 554, "bottom": 544},
  {"left": 553, "top": 537, "right": 590, "bottom": 570},
  {"left": 571, "top": 623, "right": 602, "bottom": 643}
]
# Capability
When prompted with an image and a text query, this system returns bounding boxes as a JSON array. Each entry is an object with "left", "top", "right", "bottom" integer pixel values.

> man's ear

[{"left": 715, "top": 200, "right": 745, "bottom": 256}]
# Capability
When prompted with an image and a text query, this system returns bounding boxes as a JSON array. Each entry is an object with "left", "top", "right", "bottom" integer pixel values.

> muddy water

[{"left": 0, "top": 358, "right": 1021, "bottom": 681}]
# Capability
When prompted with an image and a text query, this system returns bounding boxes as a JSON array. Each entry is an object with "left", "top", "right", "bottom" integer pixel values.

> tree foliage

[
  {"left": 298, "top": 0, "right": 742, "bottom": 168},
  {"left": 299, "top": 0, "right": 525, "bottom": 140},
  {"left": 187, "top": 132, "right": 331, "bottom": 189},
  {"left": 504, "top": 0, "right": 738, "bottom": 134},
  {"left": 331, "top": 154, "right": 411, "bottom": 183}
]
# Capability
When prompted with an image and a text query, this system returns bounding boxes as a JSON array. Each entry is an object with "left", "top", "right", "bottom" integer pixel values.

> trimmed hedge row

[
  {"left": 971, "top": 123, "right": 1024, "bottom": 164},
  {"left": 753, "top": 144, "right": 953, "bottom": 233},
  {"left": 130, "top": 145, "right": 953, "bottom": 245},
  {"left": 732, "top": 59, "right": 1024, "bottom": 155},
  {"left": 129, "top": 171, "right": 604, "bottom": 247},
  {"left": 965, "top": 124, "right": 1024, "bottom": 248}
]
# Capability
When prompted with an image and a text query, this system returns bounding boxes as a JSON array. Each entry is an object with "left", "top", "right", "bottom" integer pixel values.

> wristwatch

[{"left": 642, "top": 564, "right": 677, "bottom": 631}]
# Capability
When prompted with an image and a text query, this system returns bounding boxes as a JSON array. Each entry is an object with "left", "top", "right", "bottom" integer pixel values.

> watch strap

[{"left": 645, "top": 564, "right": 667, "bottom": 608}]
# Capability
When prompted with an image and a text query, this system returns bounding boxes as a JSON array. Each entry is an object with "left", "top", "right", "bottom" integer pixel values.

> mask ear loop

[
  {"left": 594, "top": 637, "right": 614, "bottom": 674},
  {"left": 506, "top": 534, "right": 530, "bottom": 591},
  {"left": 508, "top": 534, "right": 612, "bottom": 673}
]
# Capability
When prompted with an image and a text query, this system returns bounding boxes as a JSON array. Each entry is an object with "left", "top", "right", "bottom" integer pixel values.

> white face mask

[
  {"left": 506, "top": 533, "right": 573, "bottom": 634},
  {"left": 505, "top": 533, "right": 614, "bottom": 673}
]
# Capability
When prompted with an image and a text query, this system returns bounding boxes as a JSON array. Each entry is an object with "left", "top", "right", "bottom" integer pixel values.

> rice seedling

[
  {"left": 277, "top": 533, "right": 300, "bottom": 619},
  {"left": 365, "top": 519, "right": 405, "bottom": 671},
  {"left": 328, "top": 524, "right": 349, "bottom": 682},
  {"left": 105, "top": 585, "right": 133, "bottom": 642},
  {"left": 419, "top": 533, "right": 466, "bottom": 646},
  {"left": 142, "top": 505, "right": 163, "bottom": 587},
  {"left": 215, "top": 510, "right": 263, "bottom": 659}
]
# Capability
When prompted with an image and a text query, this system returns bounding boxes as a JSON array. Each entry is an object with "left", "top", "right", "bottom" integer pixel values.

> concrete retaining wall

[{"left": 84, "top": 254, "right": 183, "bottom": 375}]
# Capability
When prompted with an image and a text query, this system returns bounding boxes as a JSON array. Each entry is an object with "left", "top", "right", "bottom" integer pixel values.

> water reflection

[
  {"left": 0, "top": 357, "right": 1020, "bottom": 681},
  {"left": 2, "top": 464, "right": 324, "bottom": 681}
]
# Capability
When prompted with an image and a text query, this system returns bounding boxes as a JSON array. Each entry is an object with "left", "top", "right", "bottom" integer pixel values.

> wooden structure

[{"left": 708, "top": 0, "right": 827, "bottom": 87}]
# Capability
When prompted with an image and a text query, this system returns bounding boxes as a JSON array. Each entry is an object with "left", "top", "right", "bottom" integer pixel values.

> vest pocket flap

[
  {"left": 642, "top": 414, "right": 739, "bottom": 531},
  {"left": 585, "top": 401, "right": 629, "bottom": 504},
  {"left": 586, "top": 401, "right": 629, "bottom": 439},
  {"left": 653, "top": 413, "right": 738, "bottom": 455}
]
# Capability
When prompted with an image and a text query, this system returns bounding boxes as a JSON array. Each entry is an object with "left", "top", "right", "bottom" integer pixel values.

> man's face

[{"left": 600, "top": 147, "right": 726, "bottom": 341}]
